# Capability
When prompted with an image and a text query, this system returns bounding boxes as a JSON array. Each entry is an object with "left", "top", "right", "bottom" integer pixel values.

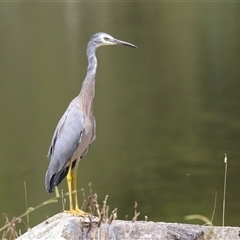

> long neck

[{"left": 78, "top": 43, "right": 98, "bottom": 116}]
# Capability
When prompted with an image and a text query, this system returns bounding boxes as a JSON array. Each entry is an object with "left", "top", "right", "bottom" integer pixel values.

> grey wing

[{"left": 45, "top": 104, "right": 84, "bottom": 193}]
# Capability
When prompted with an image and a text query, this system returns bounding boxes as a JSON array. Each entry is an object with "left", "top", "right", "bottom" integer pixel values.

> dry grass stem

[
  {"left": 222, "top": 153, "right": 227, "bottom": 227},
  {"left": 132, "top": 201, "right": 140, "bottom": 222},
  {"left": 1, "top": 182, "right": 121, "bottom": 239}
]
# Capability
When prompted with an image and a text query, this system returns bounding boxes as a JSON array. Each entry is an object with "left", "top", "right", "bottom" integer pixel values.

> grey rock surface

[{"left": 17, "top": 213, "right": 240, "bottom": 240}]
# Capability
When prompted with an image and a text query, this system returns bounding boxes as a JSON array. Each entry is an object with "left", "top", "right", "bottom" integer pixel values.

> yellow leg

[
  {"left": 72, "top": 160, "right": 86, "bottom": 216},
  {"left": 65, "top": 158, "right": 88, "bottom": 216},
  {"left": 66, "top": 158, "right": 74, "bottom": 213}
]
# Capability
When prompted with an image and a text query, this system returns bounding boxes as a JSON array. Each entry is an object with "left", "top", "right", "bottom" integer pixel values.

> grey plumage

[
  {"left": 45, "top": 104, "right": 87, "bottom": 192},
  {"left": 45, "top": 32, "right": 137, "bottom": 213}
]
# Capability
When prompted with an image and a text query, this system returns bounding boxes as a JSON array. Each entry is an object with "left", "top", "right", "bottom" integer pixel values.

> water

[{"left": 0, "top": 3, "right": 240, "bottom": 232}]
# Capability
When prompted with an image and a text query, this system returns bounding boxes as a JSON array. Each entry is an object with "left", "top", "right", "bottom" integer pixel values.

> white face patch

[{"left": 96, "top": 34, "right": 115, "bottom": 46}]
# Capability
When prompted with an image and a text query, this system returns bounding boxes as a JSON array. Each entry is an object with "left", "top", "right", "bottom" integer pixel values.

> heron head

[{"left": 91, "top": 32, "right": 137, "bottom": 48}]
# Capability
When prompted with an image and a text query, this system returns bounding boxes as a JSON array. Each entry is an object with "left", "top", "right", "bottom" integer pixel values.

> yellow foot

[{"left": 64, "top": 209, "right": 89, "bottom": 217}]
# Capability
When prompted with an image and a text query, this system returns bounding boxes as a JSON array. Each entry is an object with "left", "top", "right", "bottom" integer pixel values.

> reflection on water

[{"left": 0, "top": 3, "right": 240, "bottom": 230}]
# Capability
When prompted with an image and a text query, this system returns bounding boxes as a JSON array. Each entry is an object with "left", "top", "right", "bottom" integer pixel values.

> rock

[{"left": 16, "top": 213, "right": 240, "bottom": 240}]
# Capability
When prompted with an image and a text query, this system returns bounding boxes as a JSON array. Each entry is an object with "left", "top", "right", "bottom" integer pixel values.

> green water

[{"left": 1, "top": 3, "right": 240, "bottom": 232}]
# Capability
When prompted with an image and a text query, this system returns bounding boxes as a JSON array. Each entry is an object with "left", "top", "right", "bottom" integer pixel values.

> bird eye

[{"left": 104, "top": 37, "right": 109, "bottom": 41}]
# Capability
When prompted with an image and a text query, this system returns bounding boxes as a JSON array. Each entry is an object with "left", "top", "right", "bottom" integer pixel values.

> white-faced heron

[{"left": 45, "top": 32, "right": 137, "bottom": 216}]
